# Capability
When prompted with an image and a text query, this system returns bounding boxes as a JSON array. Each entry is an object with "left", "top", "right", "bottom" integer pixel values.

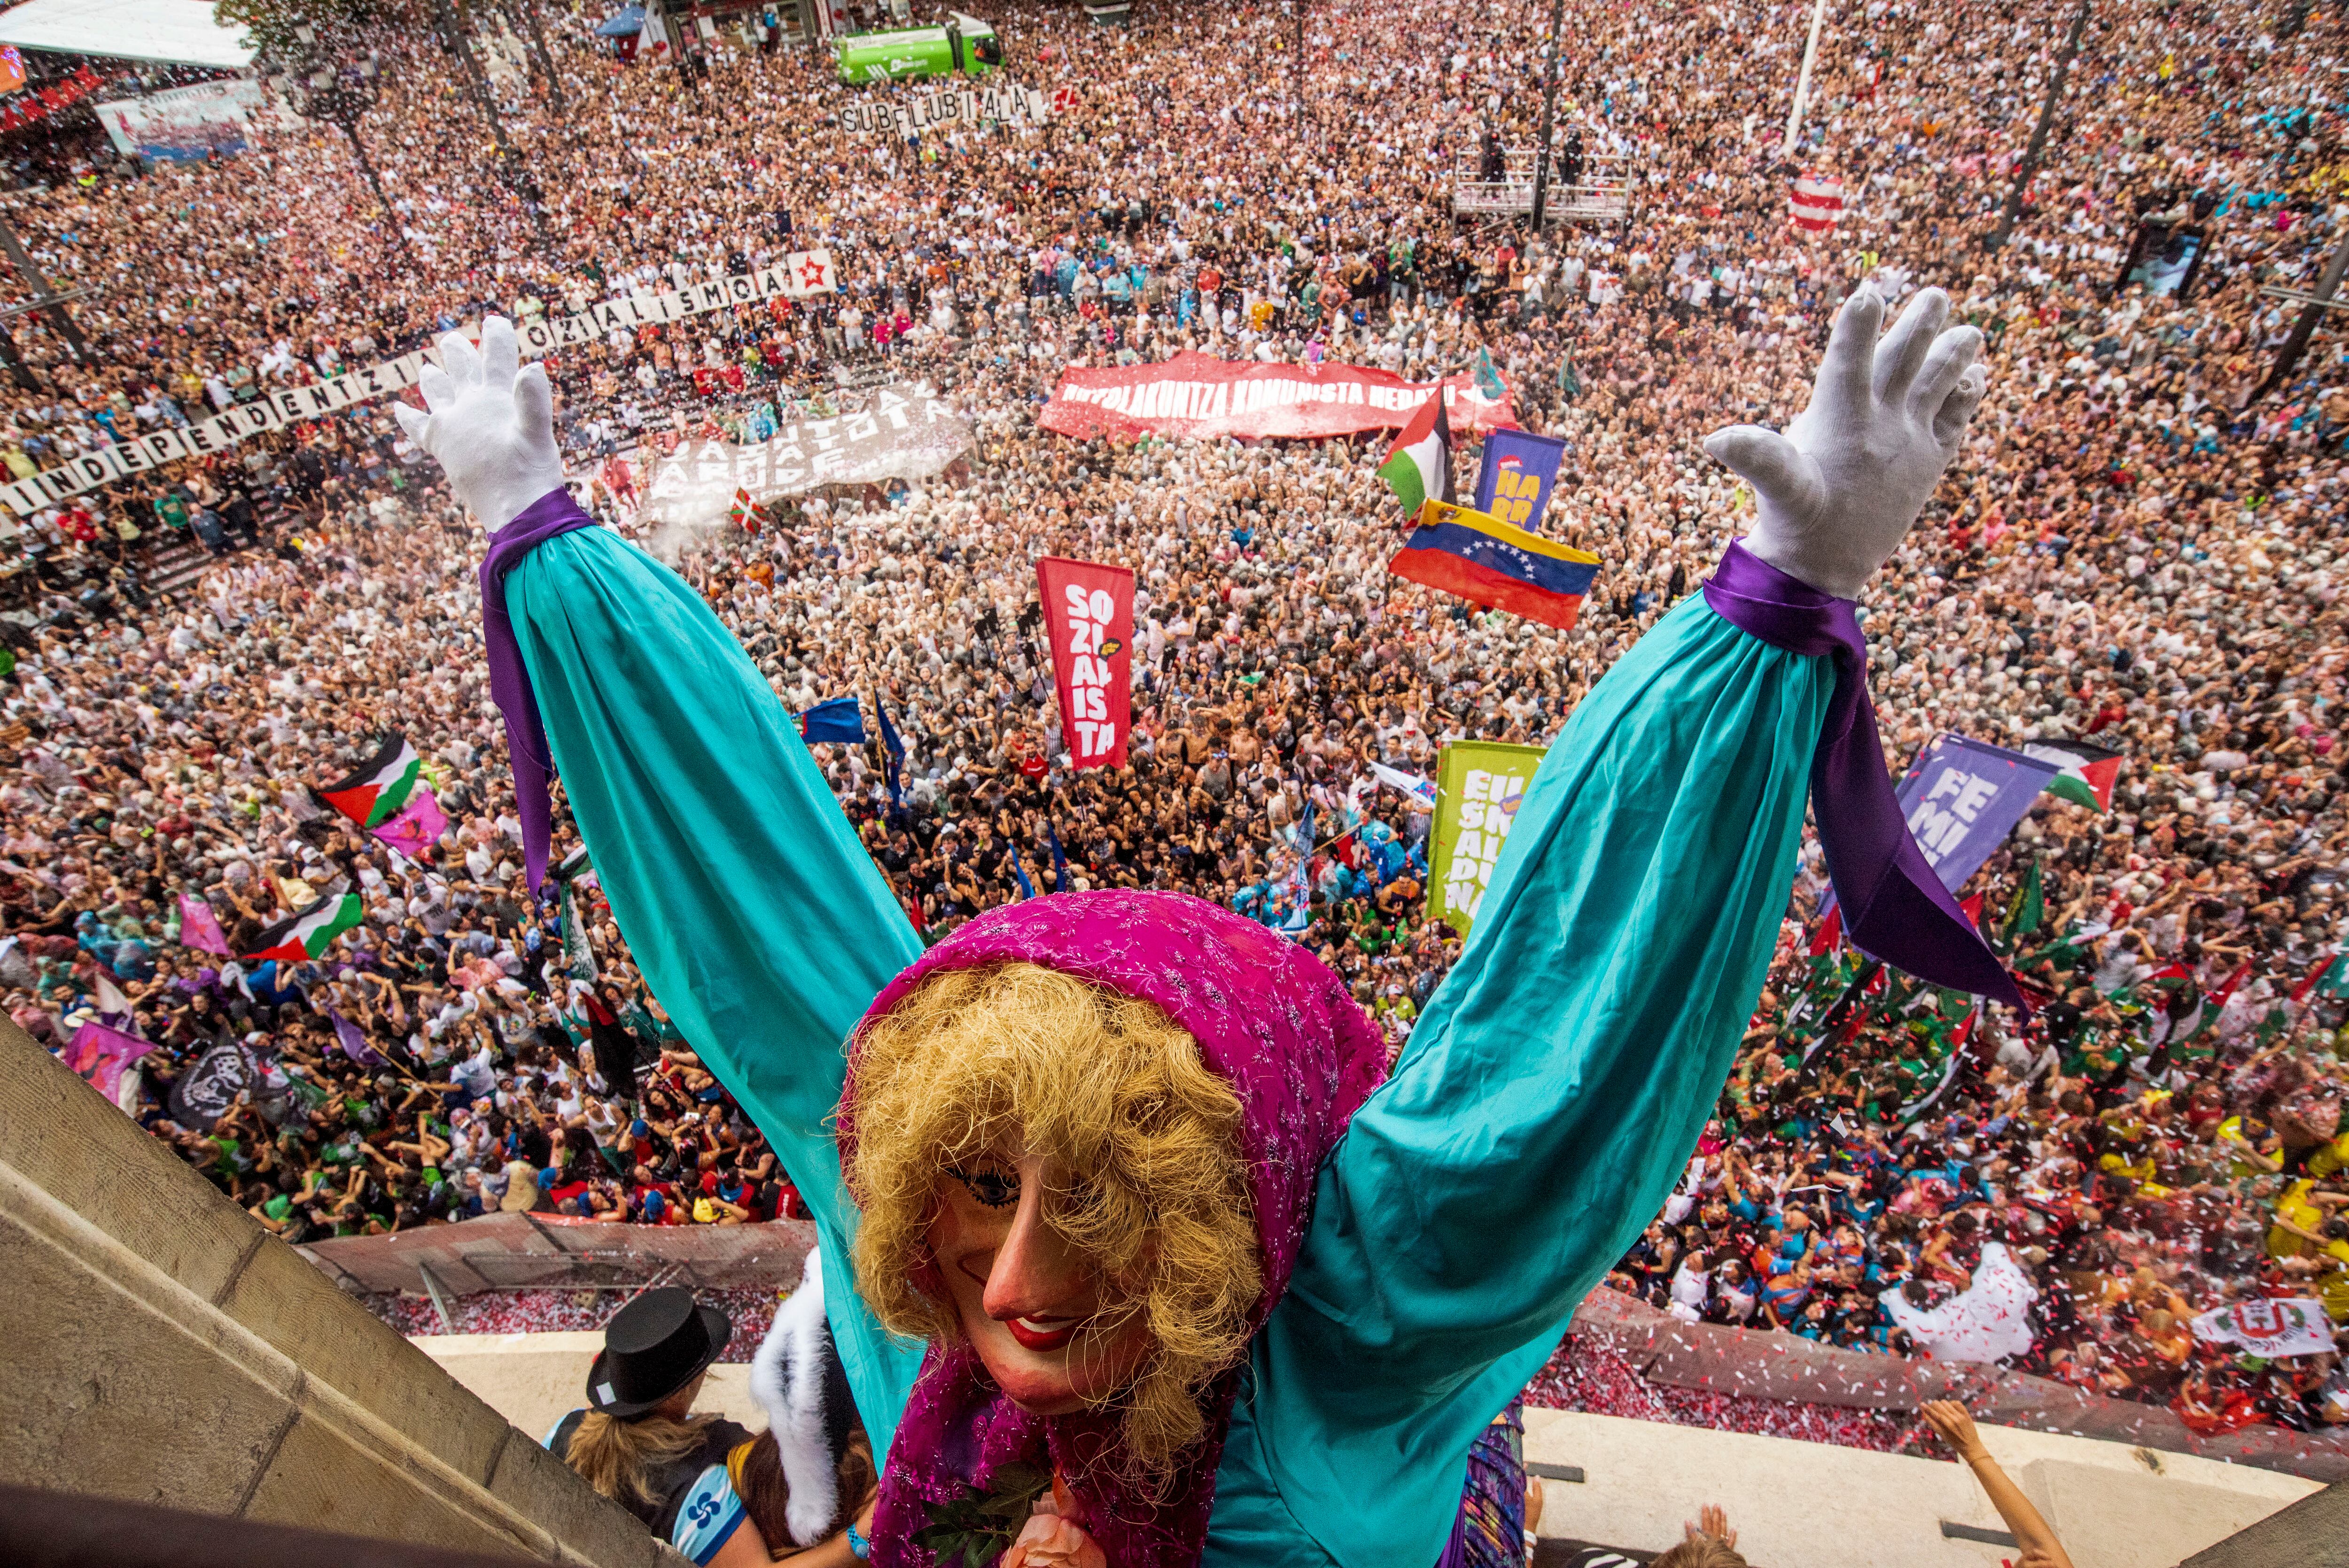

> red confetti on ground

[
  {"left": 370, "top": 1285, "right": 784, "bottom": 1360},
  {"left": 1525, "top": 1333, "right": 1913, "bottom": 1452}
]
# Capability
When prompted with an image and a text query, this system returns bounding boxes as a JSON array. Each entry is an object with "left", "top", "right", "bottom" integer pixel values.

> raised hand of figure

[
  {"left": 1704, "top": 284, "right": 1988, "bottom": 598},
  {"left": 390, "top": 315, "right": 565, "bottom": 534}
]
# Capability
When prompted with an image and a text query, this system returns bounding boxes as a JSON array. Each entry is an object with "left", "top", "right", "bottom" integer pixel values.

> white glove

[
  {"left": 391, "top": 316, "right": 565, "bottom": 534},
  {"left": 1703, "top": 285, "right": 1988, "bottom": 599}
]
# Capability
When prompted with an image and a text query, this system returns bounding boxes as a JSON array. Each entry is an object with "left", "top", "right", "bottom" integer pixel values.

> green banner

[{"left": 1430, "top": 740, "right": 1548, "bottom": 935}]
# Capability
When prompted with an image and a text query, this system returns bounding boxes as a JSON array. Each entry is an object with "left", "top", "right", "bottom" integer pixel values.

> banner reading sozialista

[
  {"left": 1039, "top": 349, "right": 1516, "bottom": 442},
  {"left": 1037, "top": 557, "right": 1134, "bottom": 771},
  {"left": 0, "top": 251, "right": 843, "bottom": 518}
]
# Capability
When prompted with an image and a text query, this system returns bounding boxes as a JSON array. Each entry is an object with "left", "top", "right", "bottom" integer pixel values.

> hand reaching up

[
  {"left": 1704, "top": 284, "right": 1988, "bottom": 598},
  {"left": 391, "top": 315, "right": 565, "bottom": 534}
]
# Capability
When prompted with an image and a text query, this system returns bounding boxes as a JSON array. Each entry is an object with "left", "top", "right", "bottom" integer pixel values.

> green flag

[
  {"left": 1428, "top": 739, "right": 1548, "bottom": 935},
  {"left": 2004, "top": 860, "right": 2044, "bottom": 943}
]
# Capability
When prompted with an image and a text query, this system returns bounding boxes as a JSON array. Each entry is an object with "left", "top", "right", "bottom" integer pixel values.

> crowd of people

[{"left": 0, "top": 0, "right": 2344, "bottom": 1448}]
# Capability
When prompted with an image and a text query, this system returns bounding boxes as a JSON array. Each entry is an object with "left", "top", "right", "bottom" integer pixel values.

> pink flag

[
  {"left": 65, "top": 1019, "right": 150, "bottom": 1104},
  {"left": 371, "top": 788, "right": 449, "bottom": 862},
  {"left": 177, "top": 893, "right": 230, "bottom": 955}
]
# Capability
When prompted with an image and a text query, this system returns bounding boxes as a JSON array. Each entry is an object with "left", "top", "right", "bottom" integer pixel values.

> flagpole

[
  {"left": 1991, "top": 0, "right": 2092, "bottom": 248},
  {"left": 1778, "top": 0, "right": 1833, "bottom": 161},
  {"left": 1528, "top": 0, "right": 1571, "bottom": 231}
]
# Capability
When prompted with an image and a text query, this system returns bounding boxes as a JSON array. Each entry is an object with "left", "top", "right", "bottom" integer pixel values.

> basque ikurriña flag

[{"left": 1386, "top": 500, "right": 1600, "bottom": 631}]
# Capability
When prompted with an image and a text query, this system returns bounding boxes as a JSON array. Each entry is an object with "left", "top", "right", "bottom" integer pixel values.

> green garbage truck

[{"left": 834, "top": 12, "right": 1002, "bottom": 82}]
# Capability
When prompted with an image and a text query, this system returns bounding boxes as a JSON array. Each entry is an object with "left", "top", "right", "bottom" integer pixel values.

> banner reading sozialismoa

[
  {"left": 1037, "top": 557, "right": 1134, "bottom": 771},
  {"left": 1039, "top": 350, "right": 1515, "bottom": 442},
  {"left": 1430, "top": 740, "right": 1547, "bottom": 934}
]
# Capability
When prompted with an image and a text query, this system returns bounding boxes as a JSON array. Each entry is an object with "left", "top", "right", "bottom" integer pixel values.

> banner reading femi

[{"left": 1893, "top": 734, "right": 2062, "bottom": 894}]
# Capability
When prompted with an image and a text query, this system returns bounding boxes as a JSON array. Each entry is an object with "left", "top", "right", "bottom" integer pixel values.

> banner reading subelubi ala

[
  {"left": 1431, "top": 740, "right": 1547, "bottom": 935},
  {"left": 840, "top": 81, "right": 1050, "bottom": 136},
  {"left": 0, "top": 250, "right": 842, "bottom": 518}
]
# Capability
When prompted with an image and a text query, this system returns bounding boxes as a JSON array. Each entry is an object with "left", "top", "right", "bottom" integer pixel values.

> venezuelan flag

[{"left": 1386, "top": 500, "right": 1601, "bottom": 630}]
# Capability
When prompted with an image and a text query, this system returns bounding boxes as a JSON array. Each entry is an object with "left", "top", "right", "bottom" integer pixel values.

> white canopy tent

[{"left": 0, "top": 0, "right": 254, "bottom": 70}]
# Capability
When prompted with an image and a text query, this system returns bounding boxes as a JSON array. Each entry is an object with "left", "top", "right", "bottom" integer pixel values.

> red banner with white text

[
  {"left": 1037, "top": 556, "right": 1134, "bottom": 771},
  {"left": 1038, "top": 349, "right": 1515, "bottom": 442}
]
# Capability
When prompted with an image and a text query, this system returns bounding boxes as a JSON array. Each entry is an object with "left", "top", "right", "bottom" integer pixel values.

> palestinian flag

[
  {"left": 316, "top": 734, "right": 422, "bottom": 828},
  {"left": 244, "top": 893, "right": 364, "bottom": 964},
  {"left": 2024, "top": 740, "right": 2122, "bottom": 813},
  {"left": 1376, "top": 392, "right": 1454, "bottom": 518},
  {"left": 2298, "top": 950, "right": 2349, "bottom": 1002}
]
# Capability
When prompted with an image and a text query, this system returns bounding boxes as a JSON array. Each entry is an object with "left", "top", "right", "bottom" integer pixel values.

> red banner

[
  {"left": 1037, "top": 556, "right": 1134, "bottom": 771},
  {"left": 1038, "top": 349, "right": 1515, "bottom": 442}
]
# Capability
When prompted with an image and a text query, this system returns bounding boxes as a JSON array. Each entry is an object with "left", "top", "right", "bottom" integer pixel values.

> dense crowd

[{"left": 0, "top": 0, "right": 2344, "bottom": 1442}]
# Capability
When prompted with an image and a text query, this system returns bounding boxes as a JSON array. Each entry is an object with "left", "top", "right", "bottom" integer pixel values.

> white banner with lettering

[
  {"left": 840, "top": 82, "right": 1049, "bottom": 137},
  {"left": 0, "top": 249, "right": 842, "bottom": 518},
  {"left": 641, "top": 383, "right": 972, "bottom": 518}
]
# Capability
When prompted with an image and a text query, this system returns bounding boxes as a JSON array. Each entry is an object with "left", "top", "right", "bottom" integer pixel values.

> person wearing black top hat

[{"left": 545, "top": 1286, "right": 765, "bottom": 1563}]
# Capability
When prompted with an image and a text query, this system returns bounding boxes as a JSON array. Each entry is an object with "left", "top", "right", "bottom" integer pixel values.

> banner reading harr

[{"left": 1473, "top": 428, "right": 1570, "bottom": 533}]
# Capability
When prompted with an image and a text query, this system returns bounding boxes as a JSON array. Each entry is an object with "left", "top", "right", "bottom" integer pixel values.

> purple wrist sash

[
  {"left": 1702, "top": 539, "right": 2021, "bottom": 1008},
  {"left": 479, "top": 487, "right": 595, "bottom": 892}
]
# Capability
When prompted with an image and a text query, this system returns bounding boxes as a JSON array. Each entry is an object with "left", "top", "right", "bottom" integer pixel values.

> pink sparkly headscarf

[{"left": 839, "top": 890, "right": 1387, "bottom": 1568}]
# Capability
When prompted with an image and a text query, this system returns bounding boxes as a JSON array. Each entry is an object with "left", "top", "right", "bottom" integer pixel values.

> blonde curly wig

[{"left": 844, "top": 961, "right": 1261, "bottom": 1474}]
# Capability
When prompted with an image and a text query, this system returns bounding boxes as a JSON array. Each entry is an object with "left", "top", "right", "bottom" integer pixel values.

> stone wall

[{"left": 0, "top": 1020, "right": 678, "bottom": 1567}]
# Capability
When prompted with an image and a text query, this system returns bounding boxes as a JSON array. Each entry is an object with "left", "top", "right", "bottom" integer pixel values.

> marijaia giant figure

[{"left": 397, "top": 288, "right": 1998, "bottom": 1568}]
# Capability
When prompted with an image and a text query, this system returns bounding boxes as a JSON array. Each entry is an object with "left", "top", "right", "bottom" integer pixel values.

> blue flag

[
  {"left": 798, "top": 697, "right": 865, "bottom": 744},
  {"left": 1010, "top": 850, "right": 1037, "bottom": 900},
  {"left": 1473, "top": 428, "right": 1571, "bottom": 534},
  {"left": 875, "top": 693, "right": 906, "bottom": 807},
  {"left": 1048, "top": 819, "right": 1070, "bottom": 893}
]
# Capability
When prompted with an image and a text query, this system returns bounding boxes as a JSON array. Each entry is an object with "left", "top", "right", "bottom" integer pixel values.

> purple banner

[
  {"left": 1473, "top": 427, "right": 1570, "bottom": 534},
  {"left": 370, "top": 787, "right": 448, "bottom": 862},
  {"left": 1894, "top": 734, "right": 2062, "bottom": 893},
  {"left": 65, "top": 1019, "right": 150, "bottom": 1104}
]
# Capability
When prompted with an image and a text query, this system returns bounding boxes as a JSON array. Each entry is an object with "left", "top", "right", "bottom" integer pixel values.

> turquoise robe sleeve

[
  {"left": 504, "top": 526, "right": 926, "bottom": 1456},
  {"left": 1207, "top": 597, "right": 1835, "bottom": 1567}
]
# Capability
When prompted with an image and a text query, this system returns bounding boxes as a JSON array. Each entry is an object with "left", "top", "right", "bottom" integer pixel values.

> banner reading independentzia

[{"left": 0, "top": 251, "right": 842, "bottom": 518}]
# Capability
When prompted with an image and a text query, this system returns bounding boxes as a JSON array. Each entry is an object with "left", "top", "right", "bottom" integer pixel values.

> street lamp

[{"left": 273, "top": 33, "right": 411, "bottom": 266}]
